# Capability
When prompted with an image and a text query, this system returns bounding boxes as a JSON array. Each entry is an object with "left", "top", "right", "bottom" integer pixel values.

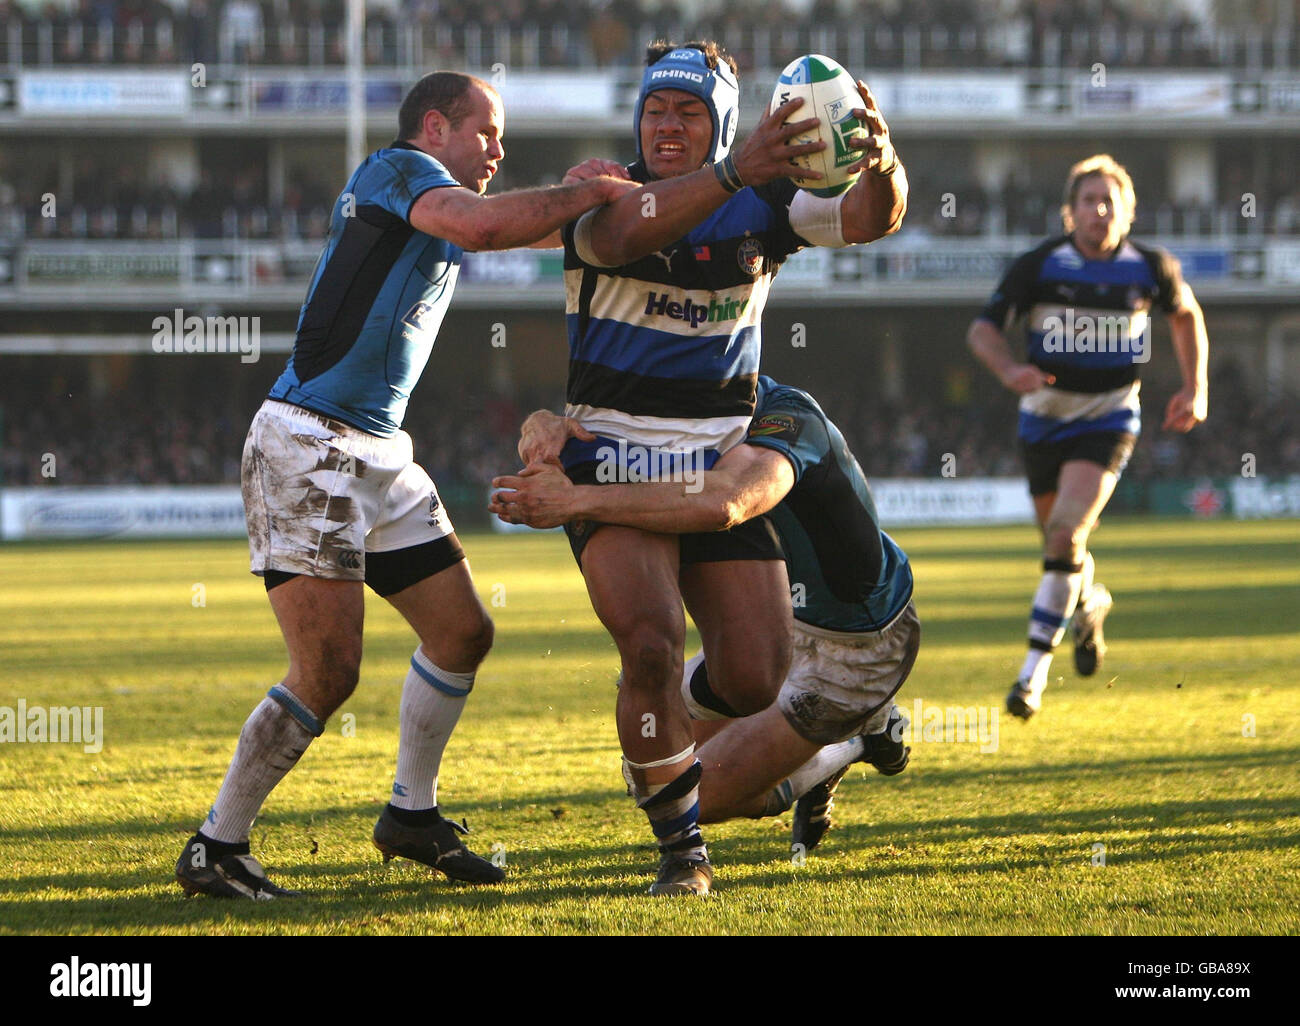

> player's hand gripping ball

[{"left": 770, "top": 54, "right": 870, "bottom": 196}]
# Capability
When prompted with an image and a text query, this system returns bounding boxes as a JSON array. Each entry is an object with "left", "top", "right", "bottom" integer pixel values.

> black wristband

[{"left": 713, "top": 154, "right": 745, "bottom": 194}]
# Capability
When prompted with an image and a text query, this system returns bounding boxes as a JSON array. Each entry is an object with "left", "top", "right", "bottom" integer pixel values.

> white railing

[
  {"left": 1, "top": 18, "right": 1297, "bottom": 72},
  {"left": 0, "top": 236, "right": 1295, "bottom": 307}
]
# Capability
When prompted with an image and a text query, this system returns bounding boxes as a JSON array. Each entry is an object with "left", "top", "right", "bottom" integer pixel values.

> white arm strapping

[
  {"left": 788, "top": 188, "right": 851, "bottom": 248},
  {"left": 572, "top": 208, "right": 620, "bottom": 268}
]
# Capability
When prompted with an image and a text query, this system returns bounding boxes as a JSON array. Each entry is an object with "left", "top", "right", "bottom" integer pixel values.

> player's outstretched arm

[
  {"left": 520, "top": 160, "right": 638, "bottom": 249},
  {"left": 839, "top": 80, "right": 908, "bottom": 244},
  {"left": 966, "top": 317, "right": 1056, "bottom": 394},
  {"left": 491, "top": 445, "right": 794, "bottom": 532},
  {"left": 409, "top": 175, "right": 638, "bottom": 251},
  {"left": 580, "top": 98, "right": 826, "bottom": 267},
  {"left": 1162, "top": 282, "right": 1209, "bottom": 432}
]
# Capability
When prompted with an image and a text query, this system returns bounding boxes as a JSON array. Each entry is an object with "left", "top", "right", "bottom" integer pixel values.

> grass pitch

[{"left": 1, "top": 518, "right": 1297, "bottom": 935}]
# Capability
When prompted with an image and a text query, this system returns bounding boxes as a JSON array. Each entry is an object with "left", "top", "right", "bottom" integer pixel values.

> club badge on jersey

[{"left": 635, "top": 47, "right": 741, "bottom": 167}]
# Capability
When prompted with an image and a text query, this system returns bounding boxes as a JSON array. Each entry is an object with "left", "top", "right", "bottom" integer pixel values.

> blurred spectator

[
  {"left": 186, "top": 0, "right": 219, "bottom": 65},
  {"left": 220, "top": 0, "right": 264, "bottom": 64},
  {"left": 4, "top": 355, "right": 1295, "bottom": 496},
  {"left": 1, "top": 0, "right": 1291, "bottom": 70},
  {"left": 9, "top": 138, "right": 1300, "bottom": 242}
]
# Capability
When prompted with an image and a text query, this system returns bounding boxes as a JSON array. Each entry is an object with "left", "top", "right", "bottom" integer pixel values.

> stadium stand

[
  {"left": 0, "top": 0, "right": 1297, "bottom": 71},
  {"left": 6, "top": 136, "right": 1300, "bottom": 242},
  {"left": 3, "top": 354, "right": 1295, "bottom": 506},
  {"left": 2, "top": 0, "right": 1299, "bottom": 526}
]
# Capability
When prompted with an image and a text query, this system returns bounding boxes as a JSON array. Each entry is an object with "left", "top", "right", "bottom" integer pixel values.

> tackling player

[
  {"left": 966, "top": 155, "right": 1209, "bottom": 720},
  {"left": 492, "top": 376, "right": 919, "bottom": 857},
  {"left": 543, "top": 40, "right": 907, "bottom": 895},
  {"left": 175, "top": 71, "right": 635, "bottom": 899}
]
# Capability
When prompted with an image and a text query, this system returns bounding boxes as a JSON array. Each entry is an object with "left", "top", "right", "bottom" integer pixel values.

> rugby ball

[{"left": 770, "top": 54, "right": 867, "bottom": 196}]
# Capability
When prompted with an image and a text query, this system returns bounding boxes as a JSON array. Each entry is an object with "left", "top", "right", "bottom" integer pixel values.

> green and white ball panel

[{"left": 771, "top": 54, "right": 867, "bottom": 197}]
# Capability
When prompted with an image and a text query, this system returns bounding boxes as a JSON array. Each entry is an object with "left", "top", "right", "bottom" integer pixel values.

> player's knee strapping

[
  {"left": 1027, "top": 557, "right": 1084, "bottom": 652},
  {"left": 680, "top": 652, "right": 739, "bottom": 721}
]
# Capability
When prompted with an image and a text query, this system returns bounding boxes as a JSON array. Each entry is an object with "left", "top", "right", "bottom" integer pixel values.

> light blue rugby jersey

[
  {"left": 269, "top": 142, "right": 464, "bottom": 436},
  {"left": 978, "top": 235, "right": 1185, "bottom": 445},
  {"left": 745, "top": 377, "right": 913, "bottom": 635}
]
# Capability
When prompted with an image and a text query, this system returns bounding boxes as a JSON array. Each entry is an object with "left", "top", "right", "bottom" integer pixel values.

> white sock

[
  {"left": 1021, "top": 559, "right": 1083, "bottom": 691},
  {"left": 203, "top": 688, "right": 319, "bottom": 844},
  {"left": 1078, "top": 551, "right": 1096, "bottom": 608},
  {"left": 1019, "top": 649, "right": 1053, "bottom": 694},
  {"left": 765, "top": 736, "right": 867, "bottom": 815},
  {"left": 390, "top": 647, "right": 474, "bottom": 811}
]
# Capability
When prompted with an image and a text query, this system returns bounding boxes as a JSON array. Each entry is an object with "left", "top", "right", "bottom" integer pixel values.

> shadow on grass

[
  {"left": 0, "top": 843, "right": 673, "bottom": 932},
  {"left": 0, "top": 784, "right": 622, "bottom": 846},
  {"left": 5, "top": 798, "right": 1297, "bottom": 933},
  {"left": 2, "top": 744, "right": 1297, "bottom": 930},
  {"left": 827, "top": 795, "right": 1299, "bottom": 857},
  {"left": 907, "top": 534, "right": 1299, "bottom": 564},
  {"left": 905, "top": 745, "right": 1300, "bottom": 785},
  {"left": 914, "top": 583, "right": 1300, "bottom": 644},
  {"left": 5, "top": 745, "right": 1296, "bottom": 847}
]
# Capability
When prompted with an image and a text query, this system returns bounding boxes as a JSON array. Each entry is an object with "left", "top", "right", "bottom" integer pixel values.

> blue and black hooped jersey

[
  {"left": 560, "top": 162, "right": 808, "bottom": 471},
  {"left": 977, "top": 234, "right": 1186, "bottom": 445},
  {"left": 269, "top": 141, "right": 463, "bottom": 436},
  {"left": 745, "top": 377, "right": 913, "bottom": 635}
]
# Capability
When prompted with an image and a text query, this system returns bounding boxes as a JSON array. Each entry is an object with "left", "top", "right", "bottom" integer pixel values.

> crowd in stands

[
  {"left": 806, "top": 359, "right": 1300, "bottom": 485},
  {"left": 906, "top": 165, "right": 1300, "bottom": 240},
  {"left": 1, "top": 364, "right": 253, "bottom": 487},
  {"left": 4, "top": 357, "right": 1295, "bottom": 520},
  {"left": 0, "top": 157, "right": 338, "bottom": 242},
  {"left": 0, "top": 364, "right": 551, "bottom": 503},
  {"left": 6, "top": 146, "right": 1300, "bottom": 243},
  {"left": 4, "top": 2, "right": 1300, "bottom": 244},
  {"left": 2, "top": 0, "right": 1298, "bottom": 70}
]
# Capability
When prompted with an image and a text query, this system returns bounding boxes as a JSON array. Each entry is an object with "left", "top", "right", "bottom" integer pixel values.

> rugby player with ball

[{"left": 543, "top": 43, "right": 907, "bottom": 895}]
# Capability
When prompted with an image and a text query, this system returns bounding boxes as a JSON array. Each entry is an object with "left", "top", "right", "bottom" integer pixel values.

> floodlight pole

[{"left": 346, "top": 0, "right": 366, "bottom": 176}]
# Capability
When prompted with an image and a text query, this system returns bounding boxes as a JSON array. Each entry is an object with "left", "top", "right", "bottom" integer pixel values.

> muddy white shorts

[
  {"left": 242, "top": 399, "right": 454, "bottom": 581},
  {"left": 776, "top": 601, "right": 921, "bottom": 744}
]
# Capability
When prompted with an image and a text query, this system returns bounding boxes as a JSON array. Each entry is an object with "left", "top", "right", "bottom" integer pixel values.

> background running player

[
  {"left": 538, "top": 39, "right": 906, "bottom": 896},
  {"left": 493, "top": 376, "right": 918, "bottom": 856},
  {"left": 175, "top": 71, "right": 634, "bottom": 899},
  {"left": 966, "top": 154, "right": 1209, "bottom": 720}
]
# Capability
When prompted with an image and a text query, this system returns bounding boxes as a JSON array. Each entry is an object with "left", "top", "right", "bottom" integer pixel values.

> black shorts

[
  {"left": 561, "top": 460, "right": 785, "bottom": 568},
  {"left": 1020, "top": 431, "right": 1137, "bottom": 497},
  {"left": 262, "top": 534, "right": 466, "bottom": 596}
]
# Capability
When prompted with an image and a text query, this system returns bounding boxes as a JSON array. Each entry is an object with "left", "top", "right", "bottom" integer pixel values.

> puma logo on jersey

[{"left": 652, "top": 249, "right": 676, "bottom": 272}]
